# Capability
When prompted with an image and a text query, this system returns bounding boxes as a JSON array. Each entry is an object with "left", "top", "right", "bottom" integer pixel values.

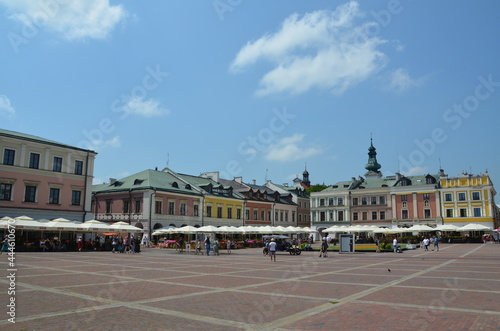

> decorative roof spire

[{"left": 365, "top": 138, "right": 381, "bottom": 173}]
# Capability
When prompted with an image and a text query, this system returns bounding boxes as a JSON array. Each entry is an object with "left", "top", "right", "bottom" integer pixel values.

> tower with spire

[
  {"left": 364, "top": 138, "right": 382, "bottom": 177},
  {"left": 302, "top": 165, "right": 311, "bottom": 188}
]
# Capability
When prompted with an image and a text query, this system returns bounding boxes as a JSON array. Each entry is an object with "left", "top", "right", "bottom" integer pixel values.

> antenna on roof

[
  {"left": 166, "top": 153, "right": 169, "bottom": 169},
  {"left": 265, "top": 168, "right": 268, "bottom": 181}
]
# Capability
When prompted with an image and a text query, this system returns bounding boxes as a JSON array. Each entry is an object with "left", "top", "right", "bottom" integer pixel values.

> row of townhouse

[
  {"left": 0, "top": 129, "right": 311, "bottom": 240},
  {"left": 310, "top": 141, "right": 500, "bottom": 234},
  {"left": 92, "top": 169, "right": 311, "bottom": 239}
]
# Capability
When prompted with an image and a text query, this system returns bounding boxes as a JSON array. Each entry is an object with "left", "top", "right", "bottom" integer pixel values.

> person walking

[
  {"left": 205, "top": 236, "right": 211, "bottom": 256},
  {"left": 393, "top": 238, "right": 398, "bottom": 253},
  {"left": 226, "top": 239, "right": 231, "bottom": 254},
  {"left": 433, "top": 236, "right": 439, "bottom": 251},
  {"left": 423, "top": 237, "right": 430, "bottom": 251},
  {"left": 319, "top": 239, "right": 328, "bottom": 258},
  {"left": 268, "top": 238, "right": 277, "bottom": 262}
]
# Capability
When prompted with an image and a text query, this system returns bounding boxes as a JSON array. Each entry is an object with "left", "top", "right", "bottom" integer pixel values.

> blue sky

[{"left": 1, "top": 0, "right": 500, "bottom": 188}]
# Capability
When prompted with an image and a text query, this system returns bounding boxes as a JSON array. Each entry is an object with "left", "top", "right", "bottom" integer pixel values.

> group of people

[
  {"left": 111, "top": 235, "right": 141, "bottom": 253},
  {"left": 175, "top": 236, "right": 228, "bottom": 256},
  {"left": 422, "top": 236, "right": 440, "bottom": 251}
]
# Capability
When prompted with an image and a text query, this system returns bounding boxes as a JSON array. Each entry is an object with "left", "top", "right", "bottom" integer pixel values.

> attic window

[
  {"left": 185, "top": 184, "right": 191, "bottom": 190},
  {"left": 343, "top": 185, "right": 349, "bottom": 188},
  {"left": 113, "top": 181, "right": 123, "bottom": 186},
  {"left": 332, "top": 185, "right": 338, "bottom": 188},
  {"left": 171, "top": 182, "right": 179, "bottom": 188},
  {"left": 382, "top": 184, "right": 388, "bottom": 187},
  {"left": 134, "top": 179, "right": 144, "bottom": 185}
]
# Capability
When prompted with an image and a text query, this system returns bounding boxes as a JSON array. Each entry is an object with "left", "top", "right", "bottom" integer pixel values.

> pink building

[{"left": 0, "top": 129, "right": 97, "bottom": 221}]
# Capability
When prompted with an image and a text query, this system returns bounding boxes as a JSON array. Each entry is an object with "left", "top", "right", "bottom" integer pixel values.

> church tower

[
  {"left": 364, "top": 138, "right": 382, "bottom": 177},
  {"left": 301, "top": 165, "right": 311, "bottom": 188}
]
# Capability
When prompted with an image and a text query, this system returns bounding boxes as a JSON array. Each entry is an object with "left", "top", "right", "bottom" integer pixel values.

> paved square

[{"left": 1, "top": 244, "right": 499, "bottom": 330}]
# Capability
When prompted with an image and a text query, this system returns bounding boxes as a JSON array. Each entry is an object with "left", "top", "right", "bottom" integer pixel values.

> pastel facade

[
  {"left": 92, "top": 169, "right": 203, "bottom": 236},
  {"left": 0, "top": 129, "right": 96, "bottom": 221},
  {"left": 439, "top": 172, "right": 497, "bottom": 228},
  {"left": 310, "top": 140, "right": 500, "bottom": 234}
]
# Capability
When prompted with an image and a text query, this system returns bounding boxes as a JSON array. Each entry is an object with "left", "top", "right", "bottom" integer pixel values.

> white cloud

[
  {"left": 0, "top": 0, "right": 127, "bottom": 40},
  {"left": 0, "top": 95, "right": 15, "bottom": 118},
  {"left": 230, "top": 1, "right": 388, "bottom": 96},
  {"left": 88, "top": 135, "right": 121, "bottom": 151},
  {"left": 123, "top": 96, "right": 169, "bottom": 117},
  {"left": 265, "top": 134, "right": 322, "bottom": 162},
  {"left": 402, "top": 166, "right": 429, "bottom": 176},
  {"left": 386, "top": 68, "right": 421, "bottom": 92}
]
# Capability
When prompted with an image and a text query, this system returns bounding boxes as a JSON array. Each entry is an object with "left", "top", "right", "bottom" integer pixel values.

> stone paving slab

[{"left": 0, "top": 243, "right": 499, "bottom": 330}]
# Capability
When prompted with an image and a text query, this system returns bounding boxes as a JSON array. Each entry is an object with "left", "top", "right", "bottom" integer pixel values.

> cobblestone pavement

[{"left": 0, "top": 243, "right": 499, "bottom": 331}]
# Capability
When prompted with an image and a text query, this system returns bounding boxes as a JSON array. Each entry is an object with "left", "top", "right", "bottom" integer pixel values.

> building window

[
  {"left": 299, "top": 214, "right": 302, "bottom": 222},
  {"left": 0, "top": 183, "right": 13, "bottom": 201},
  {"left": 473, "top": 208, "right": 481, "bottom": 217},
  {"left": 319, "top": 199, "right": 325, "bottom": 206},
  {"left": 445, "top": 193, "right": 452, "bottom": 202},
  {"left": 320, "top": 212, "right": 326, "bottom": 221},
  {"left": 53, "top": 157, "right": 62, "bottom": 172},
  {"left": 362, "top": 212, "right": 367, "bottom": 220},
  {"left": 362, "top": 197, "right": 367, "bottom": 205},
  {"left": 49, "top": 188, "right": 60, "bottom": 204},
  {"left": 459, "top": 208, "right": 467, "bottom": 217},
  {"left": 352, "top": 197, "right": 358, "bottom": 206},
  {"left": 106, "top": 200, "right": 112, "bottom": 213},
  {"left": 72, "top": 191, "right": 82, "bottom": 206},
  {"left": 472, "top": 192, "right": 480, "bottom": 201},
  {"left": 280, "top": 212, "right": 284, "bottom": 222},
  {"left": 3, "top": 149, "right": 15, "bottom": 165},
  {"left": 401, "top": 195, "right": 407, "bottom": 201},
  {"left": 261, "top": 210, "right": 265, "bottom": 220},
  {"left": 423, "top": 193, "right": 430, "bottom": 200},
  {"left": 458, "top": 193, "right": 466, "bottom": 201},
  {"left": 328, "top": 198, "right": 334, "bottom": 206},
  {"left": 180, "top": 203, "right": 186, "bottom": 216},
  {"left": 402, "top": 201, "right": 407, "bottom": 208},
  {"left": 245, "top": 209, "right": 250, "bottom": 220},
  {"left": 228, "top": 207, "right": 232, "bottom": 219},
  {"left": 217, "top": 207, "right": 223, "bottom": 218},
  {"left": 446, "top": 209, "right": 453, "bottom": 217},
  {"left": 424, "top": 200, "right": 430, "bottom": 207},
  {"left": 338, "top": 197, "right": 343, "bottom": 206},
  {"left": 74, "top": 160, "right": 83, "bottom": 175},
  {"left": 253, "top": 210, "right": 258, "bottom": 220},
  {"left": 402, "top": 210, "right": 408, "bottom": 219},
  {"left": 380, "top": 211, "right": 385, "bottom": 220},
  {"left": 379, "top": 196, "right": 385, "bottom": 205},
  {"left": 29, "top": 153, "right": 40, "bottom": 169},
  {"left": 207, "top": 206, "right": 212, "bottom": 217},
  {"left": 237, "top": 208, "right": 241, "bottom": 219},
  {"left": 193, "top": 205, "right": 199, "bottom": 216},
  {"left": 338, "top": 211, "right": 344, "bottom": 221},
  {"left": 24, "top": 185, "right": 36, "bottom": 202},
  {"left": 155, "top": 201, "right": 162, "bottom": 214},
  {"left": 268, "top": 211, "right": 271, "bottom": 221},
  {"left": 372, "top": 211, "right": 377, "bottom": 220},
  {"left": 424, "top": 209, "right": 431, "bottom": 218},
  {"left": 353, "top": 212, "right": 358, "bottom": 221},
  {"left": 371, "top": 197, "right": 377, "bottom": 205},
  {"left": 135, "top": 200, "right": 141, "bottom": 213},
  {"left": 168, "top": 202, "right": 175, "bottom": 215}
]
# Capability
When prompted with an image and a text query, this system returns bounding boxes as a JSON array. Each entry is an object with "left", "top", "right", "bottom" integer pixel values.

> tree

[{"left": 306, "top": 184, "right": 328, "bottom": 195}]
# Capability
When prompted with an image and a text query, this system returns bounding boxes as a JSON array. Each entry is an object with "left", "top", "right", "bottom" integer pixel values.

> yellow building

[{"left": 440, "top": 171, "right": 499, "bottom": 229}]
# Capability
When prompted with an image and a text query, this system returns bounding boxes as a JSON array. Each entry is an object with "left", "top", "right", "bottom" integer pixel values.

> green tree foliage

[{"left": 306, "top": 184, "right": 328, "bottom": 195}]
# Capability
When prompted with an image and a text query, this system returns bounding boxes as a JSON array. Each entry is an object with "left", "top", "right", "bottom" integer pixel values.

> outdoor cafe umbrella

[
  {"left": 456, "top": 223, "right": 491, "bottom": 231},
  {"left": 108, "top": 221, "right": 144, "bottom": 233},
  {"left": 405, "top": 224, "right": 435, "bottom": 232},
  {"left": 434, "top": 224, "right": 460, "bottom": 232}
]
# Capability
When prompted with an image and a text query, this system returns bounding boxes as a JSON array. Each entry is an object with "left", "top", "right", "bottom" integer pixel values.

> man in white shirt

[
  {"left": 393, "top": 238, "right": 398, "bottom": 253},
  {"left": 269, "top": 238, "right": 277, "bottom": 262}
]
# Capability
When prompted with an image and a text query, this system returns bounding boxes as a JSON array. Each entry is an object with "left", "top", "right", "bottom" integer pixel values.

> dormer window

[{"left": 171, "top": 182, "right": 179, "bottom": 188}]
